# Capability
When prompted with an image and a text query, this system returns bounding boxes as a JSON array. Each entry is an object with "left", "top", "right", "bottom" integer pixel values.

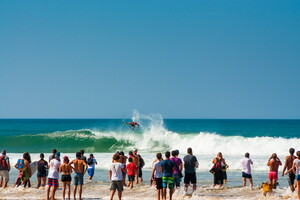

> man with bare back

[
  {"left": 267, "top": 153, "right": 282, "bottom": 189},
  {"left": 282, "top": 148, "right": 297, "bottom": 192}
]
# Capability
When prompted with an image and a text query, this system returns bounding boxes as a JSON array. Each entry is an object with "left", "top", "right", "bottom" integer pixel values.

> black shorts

[
  {"left": 61, "top": 175, "right": 72, "bottom": 182},
  {"left": 155, "top": 178, "right": 163, "bottom": 189},
  {"left": 242, "top": 172, "right": 252, "bottom": 179},
  {"left": 223, "top": 171, "right": 227, "bottom": 180},
  {"left": 214, "top": 171, "right": 224, "bottom": 185},
  {"left": 138, "top": 167, "right": 143, "bottom": 177},
  {"left": 184, "top": 172, "right": 196, "bottom": 184},
  {"left": 288, "top": 172, "right": 295, "bottom": 186},
  {"left": 128, "top": 175, "right": 135, "bottom": 182},
  {"left": 37, "top": 172, "right": 47, "bottom": 178}
]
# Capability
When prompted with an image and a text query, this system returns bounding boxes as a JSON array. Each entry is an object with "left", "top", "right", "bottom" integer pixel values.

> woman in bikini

[{"left": 59, "top": 156, "right": 73, "bottom": 200}]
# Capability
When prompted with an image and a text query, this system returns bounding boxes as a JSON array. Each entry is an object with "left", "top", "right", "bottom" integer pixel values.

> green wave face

[{"left": 0, "top": 130, "right": 134, "bottom": 153}]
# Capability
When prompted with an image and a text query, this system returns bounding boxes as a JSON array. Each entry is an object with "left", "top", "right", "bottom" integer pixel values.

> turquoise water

[{"left": 0, "top": 118, "right": 300, "bottom": 153}]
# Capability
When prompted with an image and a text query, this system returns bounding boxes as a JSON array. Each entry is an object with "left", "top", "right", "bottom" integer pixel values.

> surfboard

[{"left": 30, "top": 161, "right": 38, "bottom": 176}]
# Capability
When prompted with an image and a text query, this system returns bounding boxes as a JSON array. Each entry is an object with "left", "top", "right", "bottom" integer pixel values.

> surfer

[{"left": 124, "top": 121, "right": 140, "bottom": 130}]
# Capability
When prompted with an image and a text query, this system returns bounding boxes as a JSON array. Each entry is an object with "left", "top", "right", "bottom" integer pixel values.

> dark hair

[
  {"left": 175, "top": 150, "right": 179, "bottom": 156},
  {"left": 40, "top": 153, "right": 44, "bottom": 158},
  {"left": 187, "top": 147, "right": 193, "bottom": 155},
  {"left": 2, "top": 150, "right": 6, "bottom": 155},
  {"left": 272, "top": 153, "right": 277, "bottom": 159},
  {"left": 90, "top": 154, "right": 94, "bottom": 158},
  {"left": 297, "top": 151, "right": 300, "bottom": 159},
  {"left": 156, "top": 153, "right": 162, "bottom": 160},
  {"left": 80, "top": 150, "right": 84, "bottom": 155},
  {"left": 245, "top": 152, "right": 250, "bottom": 158},
  {"left": 289, "top": 148, "right": 295, "bottom": 155},
  {"left": 119, "top": 151, "right": 124, "bottom": 156},
  {"left": 76, "top": 152, "right": 81, "bottom": 158},
  {"left": 165, "top": 151, "right": 171, "bottom": 158},
  {"left": 129, "top": 151, "right": 133, "bottom": 156},
  {"left": 128, "top": 157, "right": 133, "bottom": 162},
  {"left": 52, "top": 149, "right": 57, "bottom": 154},
  {"left": 23, "top": 152, "right": 31, "bottom": 163},
  {"left": 113, "top": 154, "right": 120, "bottom": 161},
  {"left": 171, "top": 150, "right": 176, "bottom": 157}
]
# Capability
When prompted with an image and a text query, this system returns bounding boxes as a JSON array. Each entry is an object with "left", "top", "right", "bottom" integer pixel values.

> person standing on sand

[
  {"left": 285, "top": 151, "right": 300, "bottom": 199},
  {"left": 119, "top": 151, "right": 127, "bottom": 186},
  {"left": 137, "top": 154, "right": 145, "bottom": 183},
  {"left": 59, "top": 156, "right": 72, "bottom": 200},
  {"left": 37, "top": 153, "right": 48, "bottom": 188},
  {"left": 212, "top": 152, "right": 227, "bottom": 188},
  {"left": 14, "top": 152, "right": 32, "bottom": 188},
  {"left": 151, "top": 153, "right": 164, "bottom": 200},
  {"left": 129, "top": 150, "right": 140, "bottom": 185},
  {"left": 161, "top": 151, "right": 175, "bottom": 200},
  {"left": 170, "top": 150, "right": 183, "bottom": 189},
  {"left": 183, "top": 147, "right": 198, "bottom": 191},
  {"left": 80, "top": 150, "right": 87, "bottom": 163},
  {"left": 0, "top": 150, "right": 10, "bottom": 189},
  {"left": 267, "top": 153, "right": 282, "bottom": 189},
  {"left": 46, "top": 152, "right": 61, "bottom": 200},
  {"left": 126, "top": 157, "right": 138, "bottom": 189},
  {"left": 109, "top": 153, "right": 126, "bottom": 200},
  {"left": 49, "top": 149, "right": 58, "bottom": 162},
  {"left": 241, "top": 152, "right": 253, "bottom": 188},
  {"left": 282, "top": 148, "right": 296, "bottom": 192},
  {"left": 69, "top": 152, "right": 88, "bottom": 200}
]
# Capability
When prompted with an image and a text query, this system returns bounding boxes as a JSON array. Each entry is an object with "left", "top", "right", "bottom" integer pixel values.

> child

[
  {"left": 109, "top": 154, "right": 126, "bottom": 200},
  {"left": 126, "top": 157, "right": 138, "bottom": 189}
]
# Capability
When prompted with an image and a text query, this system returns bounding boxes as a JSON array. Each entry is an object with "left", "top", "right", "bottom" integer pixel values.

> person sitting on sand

[
  {"left": 241, "top": 152, "right": 253, "bottom": 188},
  {"left": 69, "top": 152, "right": 88, "bottom": 200},
  {"left": 46, "top": 152, "right": 61, "bottom": 200},
  {"left": 37, "top": 153, "right": 48, "bottom": 188},
  {"left": 267, "top": 153, "right": 282, "bottom": 189},
  {"left": 282, "top": 148, "right": 296, "bottom": 192},
  {"left": 110, "top": 153, "right": 126, "bottom": 200},
  {"left": 59, "top": 156, "right": 72, "bottom": 200},
  {"left": 161, "top": 151, "right": 175, "bottom": 200},
  {"left": 151, "top": 153, "right": 164, "bottom": 200}
]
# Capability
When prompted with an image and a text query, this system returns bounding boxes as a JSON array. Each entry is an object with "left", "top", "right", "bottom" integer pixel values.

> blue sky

[{"left": 1, "top": 1, "right": 300, "bottom": 119}]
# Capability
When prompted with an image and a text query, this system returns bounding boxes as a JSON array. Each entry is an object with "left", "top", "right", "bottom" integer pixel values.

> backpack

[
  {"left": 214, "top": 158, "right": 222, "bottom": 171},
  {"left": 87, "top": 158, "right": 93, "bottom": 165},
  {"left": 0, "top": 156, "right": 8, "bottom": 170}
]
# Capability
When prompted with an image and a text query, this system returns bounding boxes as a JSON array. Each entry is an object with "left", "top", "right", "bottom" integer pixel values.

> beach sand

[{"left": 0, "top": 181, "right": 297, "bottom": 200}]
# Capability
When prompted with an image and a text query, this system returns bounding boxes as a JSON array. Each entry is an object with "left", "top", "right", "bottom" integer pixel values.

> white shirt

[
  {"left": 241, "top": 157, "right": 253, "bottom": 174},
  {"left": 294, "top": 159, "right": 300, "bottom": 175},
  {"left": 48, "top": 159, "right": 60, "bottom": 179},
  {"left": 110, "top": 163, "right": 123, "bottom": 181},
  {"left": 153, "top": 161, "right": 163, "bottom": 178}
]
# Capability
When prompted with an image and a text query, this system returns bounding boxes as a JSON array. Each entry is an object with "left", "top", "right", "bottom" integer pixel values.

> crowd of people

[{"left": 0, "top": 147, "right": 300, "bottom": 200}]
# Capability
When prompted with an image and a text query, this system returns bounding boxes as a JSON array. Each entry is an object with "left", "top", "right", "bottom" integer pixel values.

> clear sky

[{"left": 1, "top": 1, "right": 300, "bottom": 119}]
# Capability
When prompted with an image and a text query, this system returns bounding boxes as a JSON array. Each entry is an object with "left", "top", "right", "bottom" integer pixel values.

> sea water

[{"left": 1, "top": 112, "right": 300, "bottom": 199}]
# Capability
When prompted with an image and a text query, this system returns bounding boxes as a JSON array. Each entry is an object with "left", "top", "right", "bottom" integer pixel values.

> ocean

[{"left": 1, "top": 114, "right": 300, "bottom": 199}]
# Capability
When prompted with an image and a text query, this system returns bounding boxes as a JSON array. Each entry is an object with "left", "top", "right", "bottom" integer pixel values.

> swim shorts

[
  {"left": 61, "top": 175, "right": 72, "bottom": 182},
  {"left": 268, "top": 171, "right": 278, "bottom": 181},
  {"left": 184, "top": 172, "right": 197, "bottom": 184},
  {"left": 242, "top": 172, "right": 252, "bottom": 179},
  {"left": 296, "top": 175, "right": 300, "bottom": 181},
  {"left": 110, "top": 180, "right": 123, "bottom": 192},
  {"left": 37, "top": 172, "right": 47, "bottom": 178},
  {"left": 73, "top": 173, "right": 84, "bottom": 185},
  {"left": 48, "top": 178, "right": 59, "bottom": 187},
  {"left": 87, "top": 168, "right": 95, "bottom": 177},
  {"left": 156, "top": 178, "right": 163, "bottom": 189},
  {"left": 287, "top": 172, "right": 295, "bottom": 185},
  {"left": 162, "top": 177, "right": 174, "bottom": 189},
  {"left": 0, "top": 170, "right": 9, "bottom": 181},
  {"left": 128, "top": 175, "right": 135, "bottom": 181}
]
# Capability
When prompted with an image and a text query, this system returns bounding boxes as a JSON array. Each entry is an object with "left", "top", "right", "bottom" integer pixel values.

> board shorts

[
  {"left": 128, "top": 175, "right": 135, "bottom": 181},
  {"left": 296, "top": 175, "right": 300, "bottom": 181},
  {"left": 214, "top": 171, "right": 224, "bottom": 185},
  {"left": 268, "top": 171, "right": 278, "bottom": 181},
  {"left": 173, "top": 174, "right": 181, "bottom": 187},
  {"left": 37, "top": 171, "right": 47, "bottom": 178},
  {"left": 242, "top": 172, "right": 252, "bottom": 179},
  {"left": 73, "top": 173, "right": 84, "bottom": 185},
  {"left": 287, "top": 172, "right": 295, "bottom": 185},
  {"left": 184, "top": 172, "right": 196, "bottom": 184},
  {"left": 110, "top": 180, "right": 123, "bottom": 192},
  {"left": 155, "top": 178, "right": 163, "bottom": 189},
  {"left": 61, "top": 175, "right": 72, "bottom": 182},
  {"left": 0, "top": 170, "right": 9, "bottom": 181},
  {"left": 162, "top": 177, "right": 174, "bottom": 189},
  {"left": 48, "top": 178, "right": 59, "bottom": 187},
  {"left": 87, "top": 168, "right": 95, "bottom": 177}
]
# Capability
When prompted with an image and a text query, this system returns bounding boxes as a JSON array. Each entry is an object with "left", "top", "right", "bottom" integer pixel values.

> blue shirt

[{"left": 161, "top": 159, "right": 174, "bottom": 177}]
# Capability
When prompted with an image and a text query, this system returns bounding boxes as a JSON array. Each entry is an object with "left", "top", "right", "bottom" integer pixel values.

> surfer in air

[{"left": 124, "top": 121, "right": 140, "bottom": 131}]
